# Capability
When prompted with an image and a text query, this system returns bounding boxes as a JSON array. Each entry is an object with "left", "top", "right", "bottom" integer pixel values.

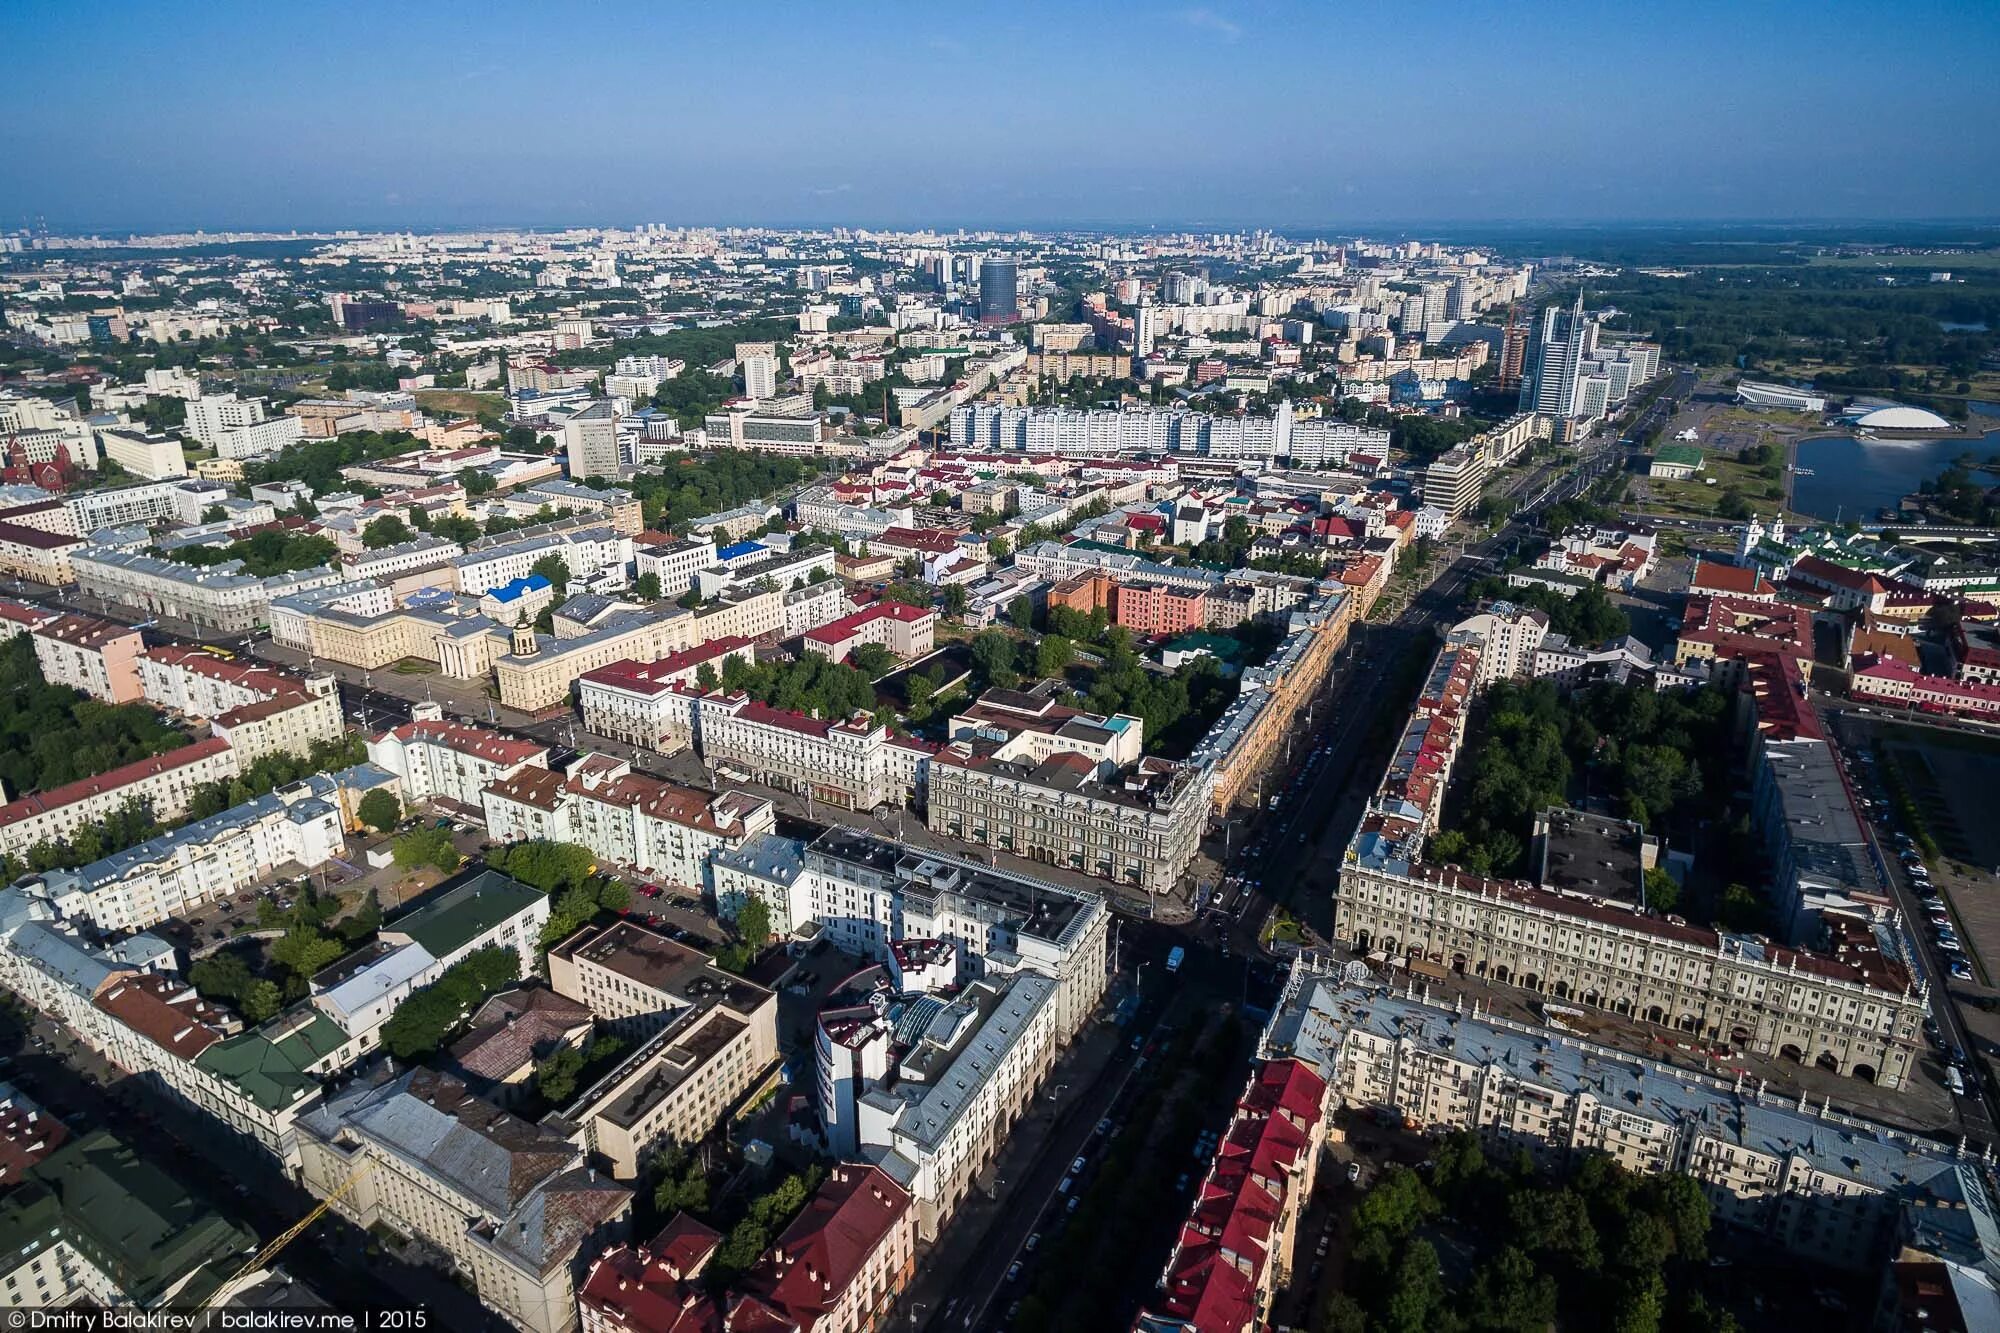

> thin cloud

[
  {"left": 927, "top": 35, "right": 968, "bottom": 56},
  {"left": 1180, "top": 8, "right": 1241, "bottom": 41},
  {"left": 808, "top": 183, "right": 853, "bottom": 197}
]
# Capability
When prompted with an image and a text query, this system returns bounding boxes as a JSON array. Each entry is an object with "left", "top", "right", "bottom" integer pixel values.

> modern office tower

[
  {"left": 978, "top": 259, "right": 1018, "bottom": 322},
  {"left": 1521, "top": 290, "right": 1597, "bottom": 417}
]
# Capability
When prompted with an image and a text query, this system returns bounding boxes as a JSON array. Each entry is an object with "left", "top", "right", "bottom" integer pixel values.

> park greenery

[
  {"left": 379, "top": 946, "right": 522, "bottom": 1061},
  {"left": 393, "top": 826, "right": 463, "bottom": 875},
  {"left": 0, "top": 635, "right": 189, "bottom": 799},
  {"left": 361, "top": 514, "right": 413, "bottom": 548},
  {"left": 483, "top": 840, "right": 631, "bottom": 948},
  {"left": 1431, "top": 679, "right": 1735, "bottom": 887},
  {"left": 1321, "top": 1131, "right": 1726, "bottom": 1333},
  {"left": 717, "top": 651, "right": 881, "bottom": 724},
  {"left": 165, "top": 528, "right": 339, "bottom": 576},
  {"left": 1586, "top": 266, "right": 1998, "bottom": 417},
  {"left": 624, "top": 450, "right": 825, "bottom": 531},
  {"left": 1916, "top": 454, "right": 2000, "bottom": 526},
  {"left": 644, "top": 1143, "right": 826, "bottom": 1291},
  {"left": 184, "top": 734, "right": 368, "bottom": 821},
  {"left": 239, "top": 429, "right": 426, "bottom": 495},
  {"left": 1463, "top": 575, "right": 1632, "bottom": 644}
]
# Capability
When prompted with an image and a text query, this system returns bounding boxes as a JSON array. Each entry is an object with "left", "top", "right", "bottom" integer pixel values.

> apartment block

[
  {"left": 367, "top": 707, "right": 549, "bottom": 815},
  {"left": 29, "top": 614, "right": 145, "bottom": 704},
  {"left": 801, "top": 600, "right": 935, "bottom": 664},
  {"left": 1262, "top": 958, "right": 1978, "bottom": 1273},
  {"left": 694, "top": 693, "right": 931, "bottom": 812},
  {"left": 0, "top": 737, "right": 240, "bottom": 859},
  {"left": 545, "top": 921, "right": 778, "bottom": 1177},
  {"left": 1332, "top": 636, "right": 1927, "bottom": 1089},
  {"left": 481, "top": 754, "right": 774, "bottom": 892}
]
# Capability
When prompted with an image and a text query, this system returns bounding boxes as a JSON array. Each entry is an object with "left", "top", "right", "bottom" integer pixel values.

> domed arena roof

[{"left": 1851, "top": 404, "right": 1953, "bottom": 431}]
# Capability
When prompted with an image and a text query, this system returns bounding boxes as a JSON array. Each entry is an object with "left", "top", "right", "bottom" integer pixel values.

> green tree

[
  {"left": 633, "top": 572, "right": 662, "bottom": 601},
  {"left": 268, "top": 924, "right": 345, "bottom": 982},
  {"left": 240, "top": 979, "right": 283, "bottom": 1023},
  {"left": 530, "top": 552, "right": 572, "bottom": 594},
  {"left": 357, "top": 788, "right": 401, "bottom": 833},
  {"left": 201, "top": 504, "right": 229, "bottom": 523},
  {"left": 1007, "top": 597, "right": 1035, "bottom": 632},
  {"left": 941, "top": 584, "right": 969, "bottom": 619},
  {"left": 362, "top": 514, "right": 414, "bottom": 548},
  {"left": 457, "top": 466, "right": 497, "bottom": 495},
  {"left": 735, "top": 896, "right": 771, "bottom": 948},
  {"left": 536, "top": 1046, "right": 586, "bottom": 1103},
  {"left": 393, "top": 827, "right": 461, "bottom": 873},
  {"left": 971, "top": 629, "right": 1021, "bottom": 689},
  {"left": 1034, "top": 634, "right": 1075, "bottom": 678}
]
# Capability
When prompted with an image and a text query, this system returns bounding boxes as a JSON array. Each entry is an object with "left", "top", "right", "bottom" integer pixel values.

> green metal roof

[
  {"left": 194, "top": 1008, "right": 348, "bottom": 1113},
  {"left": 0, "top": 1130, "right": 254, "bottom": 1307},
  {"left": 387, "top": 868, "right": 542, "bottom": 959}
]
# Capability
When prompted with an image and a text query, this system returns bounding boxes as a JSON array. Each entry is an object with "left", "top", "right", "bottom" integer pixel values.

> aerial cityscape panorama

[{"left": 3, "top": 2, "right": 2000, "bottom": 1331}]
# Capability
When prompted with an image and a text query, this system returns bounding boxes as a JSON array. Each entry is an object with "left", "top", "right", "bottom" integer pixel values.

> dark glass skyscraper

[{"left": 978, "top": 259, "right": 1018, "bottom": 323}]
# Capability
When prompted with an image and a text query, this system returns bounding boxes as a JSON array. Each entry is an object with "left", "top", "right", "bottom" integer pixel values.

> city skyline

[{"left": 5, "top": 0, "right": 1999, "bottom": 233}]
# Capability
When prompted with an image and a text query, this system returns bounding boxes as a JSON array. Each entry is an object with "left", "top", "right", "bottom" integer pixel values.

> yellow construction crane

[{"left": 215, "top": 1160, "right": 376, "bottom": 1301}]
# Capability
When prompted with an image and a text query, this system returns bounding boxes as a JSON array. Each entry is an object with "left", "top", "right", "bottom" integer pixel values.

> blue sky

[{"left": 4, "top": 0, "right": 1998, "bottom": 232}]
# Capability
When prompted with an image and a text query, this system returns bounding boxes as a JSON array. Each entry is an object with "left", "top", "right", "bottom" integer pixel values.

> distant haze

[{"left": 3, "top": 0, "right": 1997, "bottom": 233}]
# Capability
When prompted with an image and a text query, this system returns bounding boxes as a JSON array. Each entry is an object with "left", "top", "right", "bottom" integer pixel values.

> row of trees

[
  {"left": 1463, "top": 575, "right": 1632, "bottom": 644},
  {"left": 483, "top": 839, "right": 632, "bottom": 949},
  {"left": 184, "top": 734, "right": 368, "bottom": 822},
  {"left": 624, "top": 451, "right": 826, "bottom": 532},
  {"left": 165, "top": 528, "right": 338, "bottom": 576},
  {"left": 380, "top": 947, "right": 522, "bottom": 1061},
  {"left": 239, "top": 428, "right": 427, "bottom": 495},
  {"left": 0, "top": 636, "right": 190, "bottom": 807},
  {"left": 1431, "top": 679, "right": 1735, "bottom": 887},
  {"left": 1324, "top": 1133, "right": 1724, "bottom": 1333}
]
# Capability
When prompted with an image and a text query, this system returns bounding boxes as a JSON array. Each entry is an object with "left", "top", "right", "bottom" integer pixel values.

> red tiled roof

[
  {"left": 1148, "top": 1058, "right": 1325, "bottom": 1333},
  {"left": 1690, "top": 560, "right": 1775, "bottom": 597},
  {"left": 0, "top": 1093, "right": 65, "bottom": 1185},
  {"left": 576, "top": 1214, "right": 724, "bottom": 1333},
  {"left": 803, "top": 601, "right": 930, "bottom": 645},
  {"left": 579, "top": 637, "right": 752, "bottom": 697},
  {"left": 742, "top": 1165, "right": 911, "bottom": 1324},
  {"left": 380, "top": 719, "right": 545, "bottom": 767},
  {"left": 0, "top": 736, "right": 228, "bottom": 829},
  {"left": 93, "top": 974, "right": 228, "bottom": 1060},
  {"left": 0, "top": 520, "right": 82, "bottom": 551}
]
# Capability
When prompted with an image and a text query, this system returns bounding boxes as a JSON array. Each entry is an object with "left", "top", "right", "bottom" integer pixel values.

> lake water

[{"left": 1793, "top": 426, "right": 2000, "bottom": 521}]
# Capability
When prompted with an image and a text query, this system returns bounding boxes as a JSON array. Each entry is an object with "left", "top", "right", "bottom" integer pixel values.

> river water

[{"left": 1791, "top": 407, "right": 2000, "bottom": 521}]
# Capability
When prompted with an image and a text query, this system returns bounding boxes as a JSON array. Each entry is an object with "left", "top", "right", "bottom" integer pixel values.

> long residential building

[
  {"left": 575, "top": 639, "right": 757, "bottom": 752},
  {"left": 792, "top": 831, "right": 1109, "bottom": 1237},
  {"left": 137, "top": 644, "right": 345, "bottom": 764},
  {"left": 0, "top": 737, "right": 241, "bottom": 859},
  {"left": 481, "top": 754, "right": 774, "bottom": 893},
  {"left": 71, "top": 547, "right": 343, "bottom": 633},
  {"left": 453, "top": 524, "right": 634, "bottom": 596},
  {"left": 16, "top": 768, "right": 383, "bottom": 934},
  {"left": 926, "top": 687, "right": 1203, "bottom": 895},
  {"left": 1261, "top": 956, "right": 1984, "bottom": 1273},
  {"left": 694, "top": 692, "right": 932, "bottom": 813},
  {"left": 948, "top": 401, "right": 1389, "bottom": 466},
  {"left": 1331, "top": 636, "right": 1929, "bottom": 1089}
]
